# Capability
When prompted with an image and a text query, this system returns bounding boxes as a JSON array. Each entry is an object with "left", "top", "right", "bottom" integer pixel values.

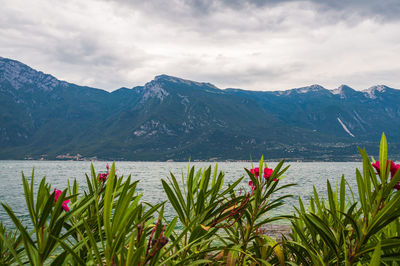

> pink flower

[
  {"left": 372, "top": 161, "right": 383, "bottom": 174},
  {"left": 99, "top": 164, "right": 110, "bottom": 182},
  {"left": 248, "top": 180, "right": 256, "bottom": 190},
  {"left": 372, "top": 160, "right": 400, "bottom": 190},
  {"left": 390, "top": 161, "right": 400, "bottom": 178},
  {"left": 99, "top": 172, "right": 109, "bottom": 182},
  {"left": 54, "top": 189, "right": 62, "bottom": 202},
  {"left": 250, "top": 168, "right": 259, "bottom": 177},
  {"left": 372, "top": 160, "right": 398, "bottom": 177},
  {"left": 53, "top": 189, "right": 70, "bottom": 212},
  {"left": 390, "top": 161, "right": 400, "bottom": 190},
  {"left": 263, "top": 167, "right": 273, "bottom": 179}
]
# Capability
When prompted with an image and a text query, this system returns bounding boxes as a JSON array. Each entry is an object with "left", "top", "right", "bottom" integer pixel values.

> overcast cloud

[{"left": 1, "top": 0, "right": 399, "bottom": 91}]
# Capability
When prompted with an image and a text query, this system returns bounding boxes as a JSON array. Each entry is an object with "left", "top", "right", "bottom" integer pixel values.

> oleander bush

[
  {"left": 0, "top": 133, "right": 399, "bottom": 265},
  {"left": 285, "top": 133, "right": 400, "bottom": 265}
]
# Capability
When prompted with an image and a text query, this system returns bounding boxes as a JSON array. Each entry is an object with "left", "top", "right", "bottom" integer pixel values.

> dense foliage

[{"left": 1, "top": 133, "right": 400, "bottom": 265}]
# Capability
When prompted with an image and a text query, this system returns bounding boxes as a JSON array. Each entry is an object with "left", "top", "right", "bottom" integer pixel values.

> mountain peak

[
  {"left": 309, "top": 84, "right": 326, "bottom": 90},
  {"left": 153, "top": 74, "right": 198, "bottom": 85},
  {"left": 282, "top": 84, "right": 328, "bottom": 95},
  {"left": 0, "top": 57, "right": 65, "bottom": 92},
  {"left": 296, "top": 84, "right": 326, "bottom": 92},
  {"left": 154, "top": 74, "right": 180, "bottom": 82},
  {"left": 362, "top": 85, "right": 390, "bottom": 99},
  {"left": 338, "top": 84, "right": 354, "bottom": 91},
  {"left": 331, "top": 85, "right": 357, "bottom": 98},
  {"left": 153, "top": 74, "right": 219, "bottom": 90}
]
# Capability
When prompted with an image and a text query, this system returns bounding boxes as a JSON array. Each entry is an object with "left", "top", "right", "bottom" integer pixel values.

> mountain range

[{"left": 1, "top": 56, "right": 399, "bottom": 161}]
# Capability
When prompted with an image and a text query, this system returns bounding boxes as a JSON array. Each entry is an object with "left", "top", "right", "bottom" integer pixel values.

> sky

[{"left": 1, "top": 0, "right": 400, "bottom": 91}]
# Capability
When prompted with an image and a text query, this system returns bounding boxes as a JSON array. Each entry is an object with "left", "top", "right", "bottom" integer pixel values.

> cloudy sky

[{"left": 1, "top": 0, "right": 400, "bottom": 91}]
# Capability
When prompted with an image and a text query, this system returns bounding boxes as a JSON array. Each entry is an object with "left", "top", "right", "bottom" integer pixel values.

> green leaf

[
  {"left": 359, "top": 238, "right": 400, "bottom": 256},
  {"left": 367, "top": 193, "right": 400, "bottom": 238},
  {"left": 211, "top": 164, "right": 218, "bottom": 187},
  {"left": 168, "top": 173, "right": 188, "bottom": 218},
  {"left": 103, "top": 162, "right": 116, "bottom": 248},
  {"left": 379, "top": 133, "right": 388, "bottom": 183},
  {"left": 369, "top": 241, "right": 381, "bottom": 266},
  {"left": 165, "top": 216, "right": 178, "bottom": 237},
  {"left": 22, "top": 173, "right": 37, "bottom": 227},
  {"left": 0, "top": 231, "right": 23, "bottom": 265},
  {"left": 327, "top": 180, "right": 337, "bottom": 221},
  {"left": 1, "top": 203, "right": 35, "bottom": 248},
  {"left": 200, "top": 166, "right": 211, "bottom": 195},
  {"left": 1, "top": 203, "right": 37, "bottom": 264},
  {"left": 38, "top": 193, "right": 55, "bottom": 228},
  {"left": 339, "top": 175, "right": 345, "bottom": 215},
  {"left": 52, "top": 235, "right": 85, "bottom": 265},
  {"left": 305, "top": 213, "right": 338, "bottom": 256},
  {"left": 356, "top": 169, "right": 368, "bottom": 214},
  {"left": 161, "top": 179, "right": 186, "bottom": 224},
  {"left": 312, "top": 186, "right": 321, "bottom": 211}
]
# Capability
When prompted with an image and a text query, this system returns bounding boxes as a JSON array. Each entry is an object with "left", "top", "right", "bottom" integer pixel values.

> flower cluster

[
  {"left": 372, "top": 160, "right": 400, "bottom": 190},
  {"left": 99, "top": 173, "right": 109, "bottom": 182},
  {"left": 54, "top": 189, "right": 70, "bottom": 212},
  {"left": 248, "top": 166, "right": 276, "bottom": 190},
  {"left": 98, "top": 163, "right": 110, "bottom": 182}
]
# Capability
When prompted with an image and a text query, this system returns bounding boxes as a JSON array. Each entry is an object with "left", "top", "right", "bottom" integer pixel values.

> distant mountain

[
  {"left": 227, "top": 84, "right": 400, "bottom": 143},
  {"left": 1, "top": 57, "right": 399, "bottom": 161}
]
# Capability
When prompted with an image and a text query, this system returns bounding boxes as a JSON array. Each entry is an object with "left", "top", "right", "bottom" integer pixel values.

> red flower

[
  {"left": 390, "top": 161, "right": 400, "bottom": 178},
  {"left": 372, "top": 161, "right": 381, "bottom": 173},
  {"left": 250, "top": 168, "right": 259, "bottom": 177},
  {"left": 372, "top": 160, "right": 400, "bottom": 190},
  {"left": 99, "top": 172, "right": 109, "bottom": 182},
  {"left": 99, "top": 164, "right": 110, "bottom": 182},
  {"left": 372, "top": 160, "right": 399, "bottom": 177},
  {"left": 263, "top": 167, "right": 273, "bottom": 179},
  {"left": 248, "top": 180, "right": 256, "bottom": 190},
  {"left": 390, "top": 161, "right": 400, "bottom": 190},
  {"left": 54, "top": 189, "right": 70, "bottom": 212}
]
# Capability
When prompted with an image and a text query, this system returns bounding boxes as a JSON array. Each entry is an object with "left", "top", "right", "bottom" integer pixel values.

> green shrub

[
  {"left": 285, "top": 133, "right": 400, "bottom": 265},
  {"left": 1, "top": 133, "right": 399, "bottom": 265}
]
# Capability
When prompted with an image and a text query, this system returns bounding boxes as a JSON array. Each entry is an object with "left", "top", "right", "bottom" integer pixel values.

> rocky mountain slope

[{"left": 1, "top": 57, "right": 399, "bottom": 161}]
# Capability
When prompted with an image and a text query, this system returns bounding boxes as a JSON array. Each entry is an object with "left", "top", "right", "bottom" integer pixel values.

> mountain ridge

[
  {"left": 2, "top": 57, "right": 398, "bottom": 95},
  {"left": 1, "top": 56, "right": 399, "bottom": 161}
]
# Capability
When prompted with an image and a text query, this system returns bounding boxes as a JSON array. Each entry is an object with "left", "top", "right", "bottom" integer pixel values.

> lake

[{"left": 0, "top": 160, "right": 361, "bottom": 228}]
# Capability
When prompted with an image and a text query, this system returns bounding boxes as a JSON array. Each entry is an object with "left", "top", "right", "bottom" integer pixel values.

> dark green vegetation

[
  {"left": 1, "top": 134, "right": 400, "bottom": 265},
  {"left": 1, "top": 57, "right": 400, "bottom": 160}
]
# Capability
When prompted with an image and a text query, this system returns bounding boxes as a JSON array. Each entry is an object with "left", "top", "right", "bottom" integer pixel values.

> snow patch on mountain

[
  {"left": 331, "top": 85, "right": 356, "bottom": 99},
  {"left": 282, "top": 84, "right": 328, "bottom": 95},
  {"left": 362, "top": 85, "right": 387, "bottom": 99},
  {"left": 337, "top": 117, "right": 355, "bottom": 137}
]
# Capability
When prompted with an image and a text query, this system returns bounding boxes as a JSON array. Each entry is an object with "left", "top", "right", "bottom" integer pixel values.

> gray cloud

[
  {"left": 102, "top": 0, "right": 400, "bottom": 22},
  {"left": 1, "top": 0, "right": 400, "bottom": 91}
]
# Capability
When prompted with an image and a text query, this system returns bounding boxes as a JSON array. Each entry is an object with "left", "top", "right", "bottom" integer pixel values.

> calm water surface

[{"left": 0, "top": 160, "right": 361, "bottom": 228}]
